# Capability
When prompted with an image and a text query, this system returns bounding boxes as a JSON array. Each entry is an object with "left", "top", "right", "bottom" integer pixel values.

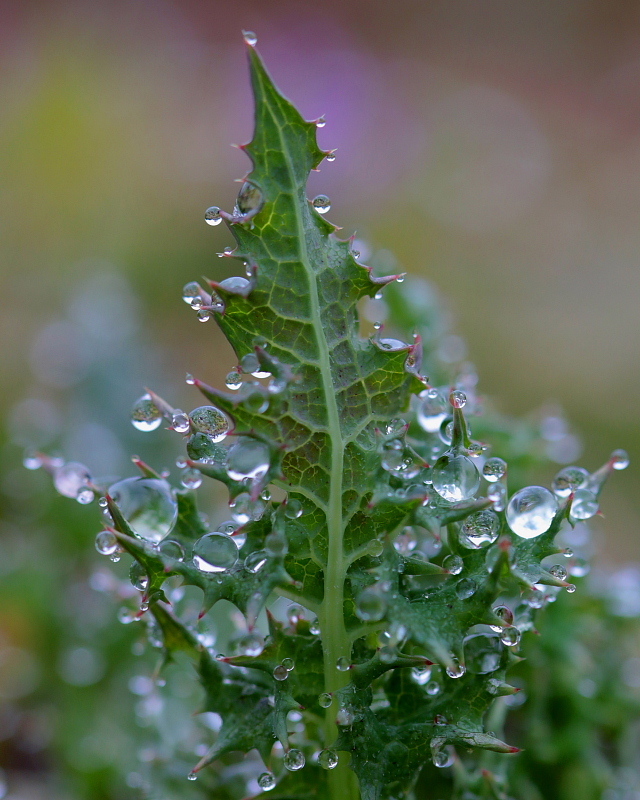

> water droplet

[
  {"left": 244, "top": 550, "right": 268, "bottom": 573},
  {"left": 426, "top": 680, "right": 440, "bottom": 696},
  {"left": 53, "top": 461, "right": 91, "bottom": 499},
  {"left": 489, "top": 605, "right": 514, "bottom": 630},
  {"left": 189, "top": 406, "right": 229, "bottom": 443},
  {"left": 552, "top": 466, "right": 589, "bottom": 498},
  {"left": 456, "top": 579, "right": 477, "bottom": 599},
  {"left": 171, "top": 411, "right": 190, "bottom": 434},
  {"left": 416, "top": 389, "right": 448, "bottom": 433},
  {"left": 108, "top": 477, "right": 178, "bottom": 543},
  {"left": 432, "top": 453, "right": 480, "bottom": 503},
  {"left": 611, "top": 449, "right": 629, "bottom": 470},
  {"left": 377, "top": 337, "right": 407, "bottom": 351},
  {"left": 506, "top": 486, "right": 557, "bottom": 539},
  {"left": 129, "top": 561, "right": 149, "bottom": 591},
  {"left": 464, "top": 632, "right": 502, "bottom": 674},
  {"left": 570, "top": 488, "right": 599, "bottom": 520},
  {"left": 273, "top": 664, "right": 288, "bottom": 681},
  {"left": 434, "top": 714, "right": 448, "bottom": 726},
  {"left": 225, "top": 371, "right": 243, "bottom": 390},
  {"left": 204, "top": 206, "right": 222, "bottom": 226},
  {"left": 488, "top": 483, "right": 507, "bottom": 511},
  {"left": 284, "top": 749, "right": 305, "bottom": 771},
  {"left": 95, "top": 530, "right": 118, "bottom": 555},
  {"left": 312, "top": 194, "right": 331, "bottom": 214},
  {"left": 187, "top": 771, "right": 198, "bottom": 781},
  {"left": 445, "top": 659, "right": 466, "bottom": 679},
  {"left": 450, "top": 390, "right": 466, "bottom": 409},
  {"left": 396, "top": 274, "right": 405, "bottom": 283},
  {"left": 367, "top": 539, "right": 384, "bottom": 557},
  {"left": 317, "top": 749, "right": 338, "bottom": 770},
  {"left": 219, "top": 276, "right": 249, "bottom": 292},
  {"left": 318, "top": 692, "right": 332, "bottom": 708},
  {"left": 226, "top": 438, "right": 270, "bottom": 481},
  {"left": 76, "top": 488, "right": 95, "bottom": 504},
  {"left": 230, "top": 492, "right": 266, "bottom": 524},
  {"left": 265, "top": 532, "right": 287, "bottom": 557},
  {"left": 285, "top": 498, "right": 303, "bottom": 519},
  {"left": 235, "top": 182, "right": 263, "bottom": 216},
  {"left": 569, "top": 557, "right": 589, "bottom": 578},
  {"left": 411, "top": 666, "right": 432, "bottom": 685},
  {"left": 182, "top": 281, "right": 203, "bottom": 306},
  {"left": 316, "top": 116, "right": 326, "bottom": 128},
  {"left": 242, "top": 30, "right": 257, "bottom": 46},
  {"left": 500, "top": 626, "right": 521, "bottom": 647},
  {"left": 197, "top": 309, "right": 210, "bottom": 322},
  {"left": 355, "top": 587, "right": 387, "bottom": 621},
  {"left": 459, "top": 509, "right": 500, "bottom": 549},
  {"left": 432, "top": 748, "right": 454, "bottom": 768},
  {"left": 281, "top": 657, "right": 294, "bottom": 672},
  {"left": 565, "top": 583, "right": 577, "bottom": 593},
  {"left": 287, "top": 605, "right": 303, "bottom": 624},
  {"left": 192, "top": 533, "right": 238, "bottom": 572},
  {"left": 325, "top": 151, "right": 336, "bottom": 162},
  {"left": 310, "top": 621, "right": 321, "bottom": 635},
  {"left": 549, "top": 564, "right": 567, "bottom": 580},
  {"left": 159, "top": 539, "right": 184, "bottom": 563},
  {"left": 443, "top": 554, "right": 463, "bottom": 575},
  {"left": 336, "top": 656, "right": 350, "bottom": 672},
  {"left": 180, "top": 468, "right": 202, "bottom": 490},
  {"left": 483, "top": 457, "right": 507, "bottom": 482},
  {"left": 523, "top": 587, "right": 545, "bottom": 608},
  {"left": 235, "top": 632, "right": 264, "bottom": 657}
]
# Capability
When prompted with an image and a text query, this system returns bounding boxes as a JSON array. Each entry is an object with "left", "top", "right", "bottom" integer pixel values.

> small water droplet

[
  {"left": 273, "top": 664, "right": 288, "bottom": 681},
  {"left": 355, "top": 587, "right": 387, "bottom": 621},
  {"left": 234, "top": 632, "right": 264, "bottom": 657},
  {"left": 426, "top": 680, "right": 440, "bottom": 696},
  {"left": 192, "top": 533, "right": 238, "bottom": 572},
  {"left": 23, "top": 452, "right": 43, "bottom": 470},
  {"left": 171, "top": 411, "right": 190, "bottom": 434},
  {"left": 506, "top": 486, "right": 557, "bottom": 539},
  {"left": 312, "top": 194, "right": 331, "bottom": 214},
  {"left": 76, "top": 487, "right": 95, "bottom": 504},
  {"left": 459, "top": 509, "right": 500, "bottom": 549},
  {"left": 549, "top": 564, "right": 567, "bottom": 580},
  {"left": 284, "top": 749, "right": 305, "bottom": 771},
  {"left": 611, "top": 449, "right": 629, "bottom": 470},
  {"left": 317, "top": 749, "right": 338, "bottom": 770},
  {"left": 325, "top": 151, "right": 336, "bottom": 162},
  {"left": 316, "top": 116, "right": 326, "bottom": 128},
  {"left": 336, "top": 656, "right": 350, "bottom": 672},
  {"left": 450, "top": 389, "right": 466, "bottom": 408},
  {"left": 565, "top": 583, "right": 577, "bottom": 593},
  {"left": 432, "top": 748, "right": 454, "bottom": 768},
  {"left": 95, "top": 530, "right": 118, "bottom": 555},
  {"left": 53, "top": 461, "right": 92, "bottom": 499},
  {"left": 282, "top": 657, "right": 294, "bottom": 671},
  {"left": 483, "top": 457, "right": 507, "bottom": 482},
  {"left": 242, "top": 30, "right": 257, "bottom": 46},
  {"left": 455, "top": 578, "right": 477, "bottom": 599},
  {"left": 367, "top": 539, "right": 384, "bottom": 557},
  {"left": 500, "top": 626, "right": 521, "bottom": 647},
  {"left": 570, "top": 488, "right": 599, "bottom": 520},
  {"left": 204, "top": 206, "right": 222, "bottom": 226},
  {"left": 185, "top": 373, "right": 195, "bottom": 385},
  {"left": 489, "top": 605, "right": 514, "bottom": 630},
  {"left": 432, "top": 452, "right": 479, "bottom": 503},
  {"left": 310, "top": 621, "right": 321, "bottom": 635},
  {"left": 318, "top": 692, "right": 332, "bottom": 708},
  {"left": 411, "top": 666, "right": 432, "bottom": 685},
  {"left": 443, "top": 554, "right": 463, "bottom": 575},
  {"left": 396, "top": 274, "right": 405, "bottom": 283},
  {"left": 488, "top": 482, "right": 507, "bottom": 511},
  {"left": 179, "top": 468, "right": 201, "bottom": 490},
  {"left": 284, "top": 498, "right": 303, "bottom": 519},
  {"left": 187, "top": 771, "right": 198, "bottom": 781},
  {"left": 552, "top": 466, "right": 589, "bottom": 498},
  {"left": 244, "top": 550, "right": 268, "bottom": 573},
  {"left": 445, "top": 659, "right": 466, "bottom": 679},
  {"left": 225, "top": 370, "right": 243, "bottom": 390},
  {"left": 182, "top": 281, "right": 203, "bottom": 306}
]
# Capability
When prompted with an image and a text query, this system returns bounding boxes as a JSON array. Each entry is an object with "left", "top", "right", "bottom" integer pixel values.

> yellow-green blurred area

[{"left": 1, "top": 0, "right": 639, "bottom": 797}]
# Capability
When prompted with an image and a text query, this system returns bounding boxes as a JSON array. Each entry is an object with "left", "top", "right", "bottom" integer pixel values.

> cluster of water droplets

[{"left": 181, "top": 280, "right": 223, "bottom": 322}]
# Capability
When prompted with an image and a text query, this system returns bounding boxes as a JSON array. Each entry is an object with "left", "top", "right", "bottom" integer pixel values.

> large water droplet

[
  {"left": 455, "top": 578, "right": 477, "bottom": 599},
  {"left": 336, "top": 657, "right": 350, "bottom": 672},
  {"left": 131, "top": 394, "right": 163, "bottom": 432},
  {"left": 570, "top": 488, "right": 599, "bottom": 520},
  {"left": 95, "top": 530, "right": 118, "bottom": 555},
  {"left": 611, "top": 449, "right": 629, "bottom": 470},
  {"left": 449, "top": 389, "right": 466, "bottom": 408},
  {"left": 482, "top": 457, "right": 507, "bottom": 482},
  {"left": 506, "top": 486, "right": 557, "bottom": 539},
  {"left": 355, "top": 587, "right": 386, "bottom": 621},
  {"left": 284, "top": 749, "right": 305, "bottom": 771},
  {"left": 225, "top": 370, "right": 243, "bottom": 390},
  {"left": 500, "top": 626, "right": 521, "bottom": 647},
  {"left": 318, "top": 692, "right": 333, "bottom": 708},
  {"left": 552, "top": 466, "right": 589, "bottom": 498},
  {"left": 231, "top": 492, "right": 266, "bottom": 524},
  {"left": 432, "top": 453, "right": 479, "bottom": 502},
  {"left": 377, "top": 337, "right": 407, "bottom": 351},
  {"left": 226, "top": 438, "right": 270, "bottom": 481},
  {"left": 317, "top": 749, "right": 338, "bottom": 770},
  {"left": 189, "top": 406, "right": 229, "bottom": 443},
  {"left": 312, "top": 194, "right": 331, "bottom": 214},
  {"left": 445, "top": 659, "right": 466, "bottom": 679},
  {"left": 417, "top": 389, "right": 448, "bottom": 433},
  {"left": 172, "top": 411, "right": 190, "bottom": 434},
  {"left": 459, "top": 509, "right": 500, "bottom": 549},
  {"left": 204, "top": 206, "right": 222, "bottom": 226},
  {"left": 443, "top": 554, "right": 463, "bottom": 574},
  {"left": 54, "top": 461, "right": 91, "bottom": 499},
  {"left": 193, "top": 533, "right": 238, "bottom": 572},
  {"left": 273, "top": 664, "right": 288, "bottom": 681},
  {"left": 234, "top": 631, "right": 264, "bottom": 657},
  {"left": 108, "top": 477, "right": 177, "bottom": 543},
  {"left": 244, "top": 550, "right": 268, "bottom": 573},
  {"left": 258, "top": 771, "right": 275, "bottom": 791},
  {"left": 235, "top": 182, "right": 263, "bottom": 215},
  {"left": 432, "top": 748, "right": 454, "bottom": 768},
  {"left": 182, "top": 281, "right": 203, "bottom": 306}
]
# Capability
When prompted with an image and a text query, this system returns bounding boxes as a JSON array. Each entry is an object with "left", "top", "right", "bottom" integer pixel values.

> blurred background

[{"left": 1, "top": 0, "right": 639, "bottom": 797}]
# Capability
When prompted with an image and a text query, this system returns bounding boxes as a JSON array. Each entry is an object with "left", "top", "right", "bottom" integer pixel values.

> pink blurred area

[{"left": 1, "top": 0, "right": 639, "bottom": 565}]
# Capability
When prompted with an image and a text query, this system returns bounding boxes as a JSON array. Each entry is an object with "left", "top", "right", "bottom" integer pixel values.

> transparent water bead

[
  {"left": 204, "top": 206, "right": 222, "bottom": 226},
  {"left": 325, "top": 151, "right": 336, "bottom": 162},
  {"left": 187, "top": 771, "right": 198, "bottom": 781},
  {"left": 234, "top": 632, "right": 264, "bottom": 657},
  {"left": 482, "top": 457, "right": 507, "bottom": 483},
  {"left": 316, "top": 115, "right": 326, "bottom": 128},
  {"left": 500, "top": 626, "right": 521, "bottom": 647},
  {"left": 131, "top": 394, "right": 163, "bottom": 432},
  {"left": 455, "top": 579, "right": 477, "bottom": 599},
  {"left": 317, "top": 749, "right": 338, "bottom": 770},
  {"left": 54, "top": 461, "right": 91, "bottom": 499},
  {"left": 95, "top": 530, "right": 118, "bottom": 555},
  {"left": 489, "top": 605, "right": 513, "bottom": 630},
  {"left": 449, "top": 389, "right": 466, "bottom": 408},
  {"left": 193, "top": 533, "right": 238, "bottom": 573},
  {"left": 417, "top": 389, "right": 448, "bottom": 433},
  {"left": 506, "top": 486, "right": 557, "bottom": 539},
  {"left": 244, "top": 550, "right": 268, "bottom": 573},
  {"left": 433, "top": 748, "right": 454, "bottom": 768},
  {"left": 273, "top": 665, "right": 288, "bottom": 682},
  {"left": 552, "top": 466, "right": 589, "bottom": 498},
  {"left": 570, "top": 488, "right": 599, "bottom": 520},
  {"left": 230, "top": 492, "right": 265, "bottom": 524},
  {"left": 108, "top": 477, "right": 176, "bottom": 543},
  {"left": 130, "top": 561, "right": 149, "bottom": 591},
  {"left": 180, "top": 468, "right": 202, "bottom": 490},
  {"left": 318, "top": 692, "right": 333, "bottom": 708},
  {"left": 226, "top": 438, "right": 270, "bottom": 481},
  {"left": 611, "top": 449, "right": 629, "bottom": 470},
  {"left": 355, "top": 587, "right": 387, "bottom": 621},
  {"left": 182, "top": 281, "right": 203, "bottom": 306},
  {"left": 284, "top": 749, "right": 305, "bottom": 771},
  {"left": 460, "top": 509, "right": 500, "bottom": 549},
  {"left": 257, "top": 771, "right": 276, "bottom": 791},
  {"left": 242, "top": 30, "right": 257, "bottom": 46},
  {"left": 426, "top": 680, "right": 440, "bottom": 696},
  {"left": 225, "top": 370, "right": 243, "bottom": 390},
  {"left": 312, "top": 194, "right": 331, "bottom": 214},
  {"left": 549, "top": 564, "right": 567, "bottom": 580},
  {"left": 377, "top": 337, "right": 407, "bottom": 351},
  {"left": 172, "top": 410, "right": 190, "bottom": 434},
  {"left": 235, "top": 182, "right": 263, "bottom": 215},
  {"left": 336, "top": 657, "right": 350, "bottom": 672},
  {"left": 219, "top": 276, "right": 250, "bottom": 292},
  {"left": 464, "top": 633, "right": 502, "bottom": 674},
  {"left": 445, "top": 659, "right": 466, "bottom": 679},
  {"left": 432, "top": 453, "right": 479, "bottom": 503},
  {"left": 285, "top": 498, "right": 303, "bottom": 519},
  {"left": 488, "top": 482, "right": 507, "bottom": 511},
  {"left": 159, "top": 539, "right": 184, "bottom": 563},
  {"left": 411, "top": 666, "right": 432, "bottom": 685},
  {"left": 189, "top": 406, "right": 229, "bottom": 443},
  {"left": 443, "top": 554, "right": 463, "bottom": 575}
]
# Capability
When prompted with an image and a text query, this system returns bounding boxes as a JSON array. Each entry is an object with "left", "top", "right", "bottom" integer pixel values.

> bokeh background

[{"left": 1, "top": 0, "right": 639, "bottom": 797}]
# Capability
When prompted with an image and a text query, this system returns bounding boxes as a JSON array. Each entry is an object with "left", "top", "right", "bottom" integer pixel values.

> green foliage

[{"left": 33, "top": 38, "right": 634, "bottom": 800}]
